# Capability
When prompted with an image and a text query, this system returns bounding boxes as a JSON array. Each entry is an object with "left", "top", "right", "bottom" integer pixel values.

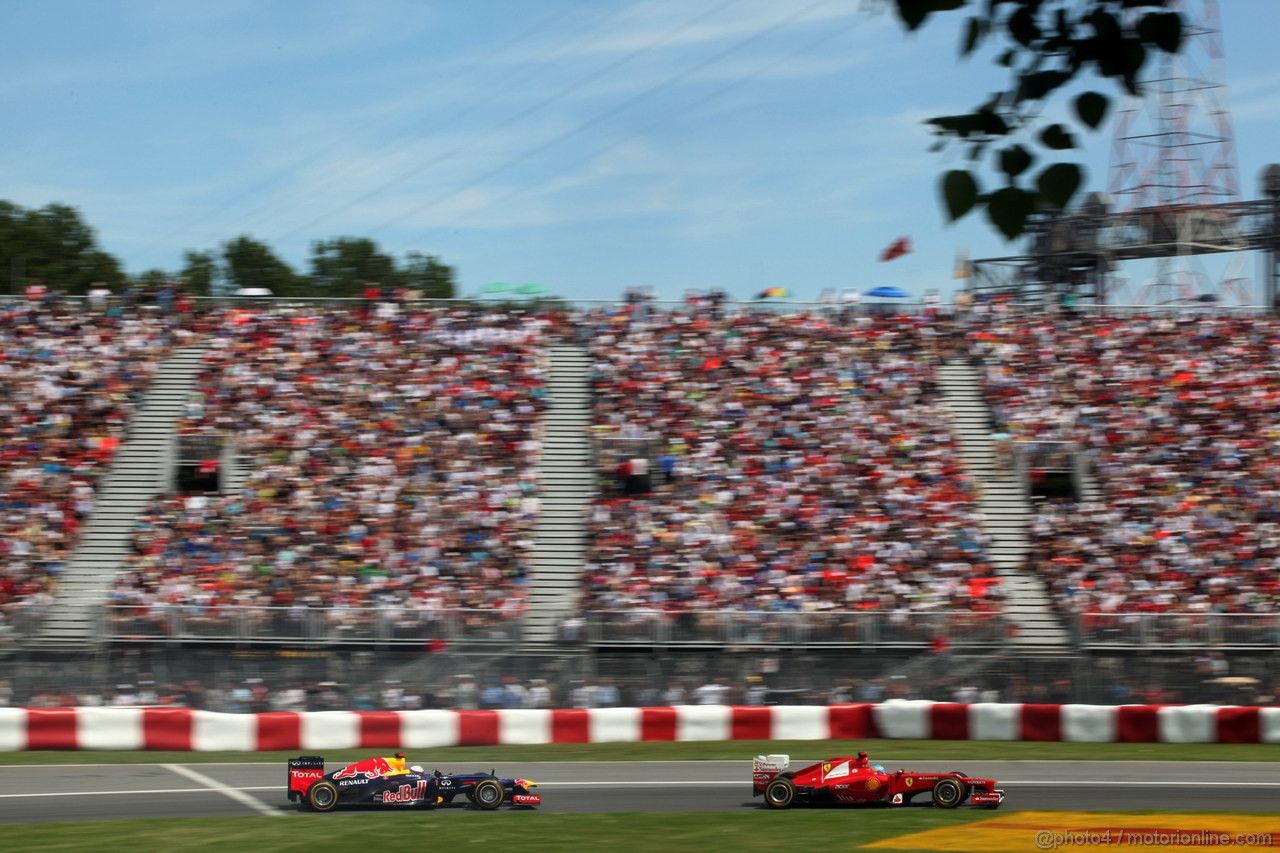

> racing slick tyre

[
  {"left": 932, "top": 778, "right": 965, "bottom": 809},
  {"left": 307, "top": 781, "right": 340, "bottom": 813},
  {"left": 763, "top": 777, "right": 796, "bottom": 810},
  {"left": 472, "top": 778, "right": 505, "bottom": 811}
]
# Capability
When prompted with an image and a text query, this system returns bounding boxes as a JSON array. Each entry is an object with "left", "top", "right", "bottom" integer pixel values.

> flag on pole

[{"left": 879, "top": 236, "right": 911, "bottom": 262}]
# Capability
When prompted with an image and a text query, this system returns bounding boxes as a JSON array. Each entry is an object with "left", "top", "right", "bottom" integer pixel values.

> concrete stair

[
  {"left": 935, "top": 359, "right": 1070, "bottom": 650},
  {"left": 522, "top": 343, "right": 595, "bottom": 644},
  {"left": 34, "top": 343, "right": 209, "bottom": 647}
]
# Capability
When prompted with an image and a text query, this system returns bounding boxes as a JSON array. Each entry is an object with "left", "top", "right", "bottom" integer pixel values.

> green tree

[
  {"left": 79, "top": 251, "right": 125, "bottom": 290},
  {"left": 179, "top": 250, "right": 218, "bottom": 296},
  {"left": 308, "top": 237, "right": 398, "bottom": 298},
  {"left": 221, "top": 235, "right": 300, "bottom": 295},
  {"left": 891, "top": 0, "right": 1185, "bottom": 239},
  {"left": 399, "top": 251, "right": 456, "bottom": 299},
  {"left": 134, "top": 269, "right": 171, "bottom": 289},
  {"left": 0, "top": 201, "right": 125, "bottom": 293}
]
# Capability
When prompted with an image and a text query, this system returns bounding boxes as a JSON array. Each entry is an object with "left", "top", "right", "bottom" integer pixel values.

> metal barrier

[
  {"left": 6, "top": 293, "right": 1270, "bottom": 315},
  {"left": 0, "top": 604, "right": 43, "bottom": 650},
  {"left": 98, "top": 606, "right": 521, "bottom": 646},
  {"left": 583, "top": 610, "right": 1006, "bottom": 648},
  {"left": 1076, "top": 613, "right": 1280, "bottom": 649}
]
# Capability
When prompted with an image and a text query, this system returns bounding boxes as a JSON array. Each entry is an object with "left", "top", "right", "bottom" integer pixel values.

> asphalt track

[{"left": 0, "top": 760, "right": 1277, "bottom": 824}]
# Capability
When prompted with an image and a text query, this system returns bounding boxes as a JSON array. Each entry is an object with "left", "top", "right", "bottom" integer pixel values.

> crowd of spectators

[
  {"left": 0, "top": 296, "right": 192, "bottom": 618},
  {"left": 107, "top": 306, "right": 548, "bottom": 624},
  {"left": 578, "top": 307, "right": 1001, "bottom": 621},
  {"left": 972, "top": 313, "right": 1280, "bottom": 616}
]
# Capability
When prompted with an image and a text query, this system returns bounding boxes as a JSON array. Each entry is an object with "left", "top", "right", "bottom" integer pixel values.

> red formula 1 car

[{"left": 752, "top": 751, "right": 1004, "bottom": 810}]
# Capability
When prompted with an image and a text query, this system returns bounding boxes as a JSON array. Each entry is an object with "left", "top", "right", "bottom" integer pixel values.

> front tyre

[
  {"left": 932, "top": 778, "right": 965, "bottom": 809},
  {"left": 472, "top": 778, "right": 505, "bottom": 811},
  {"left": 307, "top": 781, "right": 340, "bottom": 812},
  {"left": 763, "top": 777, "right": 796, "bottom": 810}
]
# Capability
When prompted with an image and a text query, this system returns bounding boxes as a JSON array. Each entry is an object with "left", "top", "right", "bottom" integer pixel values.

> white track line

[
  {"left": 0, "top": 787, "right": 277, "bottom": 799},
  {"left": 162, "top": 764, "right": 280, "bottom": 817}
]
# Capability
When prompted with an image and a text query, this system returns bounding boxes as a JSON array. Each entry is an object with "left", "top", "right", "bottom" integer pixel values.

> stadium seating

[
  {"left": 971, "top": 313, "right": 1280, "bottom": 615},
  {"left": 107, "top": 307, "right": 547, "bottom": 629},
  {"left": 578, "top": 308, "right": 1002, "bottom": 628},
  {"left": 0, "top": 302, "right": 184, "bottom": 612}
]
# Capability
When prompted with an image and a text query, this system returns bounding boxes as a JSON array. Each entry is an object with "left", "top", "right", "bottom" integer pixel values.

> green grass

[
  {"left": 3, "top": 739, "right": 1279, "bottom": 765},
  {"left": 0, "top": 810, "right": 989, "bottom": 852}
]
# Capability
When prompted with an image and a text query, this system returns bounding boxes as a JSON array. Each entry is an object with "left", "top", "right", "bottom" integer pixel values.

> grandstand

[{"left": 2, "top": 294, "right": 1280, "bottom": 709}]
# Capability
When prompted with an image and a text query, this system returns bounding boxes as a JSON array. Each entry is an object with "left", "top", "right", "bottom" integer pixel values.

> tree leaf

[
  {"left": 1121, "top": 38, "right": 1148, "bottom": 95},
  {"left": 975, "top": 108, "right": 1010, "bottom": 136},
  {"left": 927, "top": 113, "right": 980, "bottom": 138},
  {"left": 1036, "top": 162, "right": 1083, "bottom": 210},
  {"left": 1073, "top": 91, "right": 1109, "bottom": 129},
  {"left": 962, "top": 16, "right": 984, "bottom": 56},
  {"left": 999, "top": 144, "right": 1034, "bottom": 178},
  {"left": 1138, "top": 11, "right": 1183, "bottom": 52},
  {"left": 895, "top": 0, "right": 931, "bottom": 31},
  {"left": 1039, "top": 123, "right": 1077, "bottom": 150},
  {"left": 996, "top": 48, "right": 1016, "bottom": 67},
  {"left": 1016, "top": 69, "right": 1071, "bottom": 102},
  {"left": 942, "top": 169, "right": 980, "bottom": 221},
  {"left": 987, "top": 186, "right": 1034, "bottom": 239},
  {"left": 1008, "top": 7, "right": 1041, "bottom": 47}
]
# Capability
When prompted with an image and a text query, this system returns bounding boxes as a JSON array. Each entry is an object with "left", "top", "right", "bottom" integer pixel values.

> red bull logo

[
  {"left": 333, "top": 757, "right": 392, "bottom": 781},
  {"left": 382, "top": 781, "right": 428, "bottom": 804}
]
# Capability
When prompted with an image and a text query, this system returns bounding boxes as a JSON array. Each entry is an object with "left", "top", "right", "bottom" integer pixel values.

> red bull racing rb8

[{"left": 287, "top": 754, "right": 541, "bottom": 811}]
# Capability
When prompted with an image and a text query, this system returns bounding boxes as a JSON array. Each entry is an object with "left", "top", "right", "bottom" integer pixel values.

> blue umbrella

[{"left": 864, "top": 285, "right": 911, "bottom": 298}]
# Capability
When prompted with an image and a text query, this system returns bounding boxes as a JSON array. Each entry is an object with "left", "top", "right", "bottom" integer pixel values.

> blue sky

[{"left": 2, "top": 0, "right": 1278, "bottom": 302}]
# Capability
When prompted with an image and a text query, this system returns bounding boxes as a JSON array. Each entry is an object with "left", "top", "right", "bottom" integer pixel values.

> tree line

[{"left": 0, "top": 199, "right": 455, "bottom": 298}]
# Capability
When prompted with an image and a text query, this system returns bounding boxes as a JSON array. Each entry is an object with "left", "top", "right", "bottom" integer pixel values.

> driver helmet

[{"left": 871, "top": 764, "right": 885, "bottom": 773}]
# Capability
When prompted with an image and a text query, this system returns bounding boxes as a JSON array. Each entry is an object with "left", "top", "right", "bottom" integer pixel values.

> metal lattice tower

[{"left": 1106, "top": 0, "right": 1249, "bottom": 303}]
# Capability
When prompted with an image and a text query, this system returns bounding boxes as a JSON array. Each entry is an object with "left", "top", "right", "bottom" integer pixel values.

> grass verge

[
  {"left": 0, "top": 810, "right": 989, "bottom": 852},
  {"left": 2, "top": 739, "right": 1278, "bottom": 765}
]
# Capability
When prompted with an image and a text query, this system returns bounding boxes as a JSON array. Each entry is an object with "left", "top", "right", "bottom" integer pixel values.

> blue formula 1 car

[{"left": 287, "top": 754, "right": 541, "bottom": 811}]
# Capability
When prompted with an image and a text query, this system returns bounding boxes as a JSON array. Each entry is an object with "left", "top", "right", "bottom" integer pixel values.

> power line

[
  {"left": 129, "top": 0, "right": 586, "bottom": 266},
  {"left": 273, "top": 0, "right": 741, "bottom": 244},
  {"left": 404, "top": 11, "right": 862, "bottom": 247},
  {"left": 366, "top": 0, "right": 839, "bottom": 239},
  {"left": 231, "top": 0, "right": 642, "bottom": 240}
]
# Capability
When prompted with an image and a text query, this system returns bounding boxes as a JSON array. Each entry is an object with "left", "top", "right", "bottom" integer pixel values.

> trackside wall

[{"left": 0, "top": 703, "right": 1276, "bottom": 750}]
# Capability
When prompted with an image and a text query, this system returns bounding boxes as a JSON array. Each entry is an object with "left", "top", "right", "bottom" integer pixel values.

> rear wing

[
  {"left": 287, "top": 755, "right": 325, "bottom": 802},
  {"left": 752, "top": 754, "right": 789, "bottom": 795}
]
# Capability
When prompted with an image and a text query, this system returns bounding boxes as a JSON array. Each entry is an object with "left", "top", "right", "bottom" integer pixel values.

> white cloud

[{"left": 0, "top": 1, "right": 434, "bottom": 99}]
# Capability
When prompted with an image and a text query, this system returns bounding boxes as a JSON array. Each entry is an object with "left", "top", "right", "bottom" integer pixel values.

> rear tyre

[
  {"left": 763, "top": 777, "right": 796, "bottom": 810},
  {"left": 307, "top": 781, "right": 340, "bottom": 813},
  {"left": 472, "top": 778, "right": 505, "bottom": 811},
  {"left": 932, "top": 778, "right": 964, "bottom": 809}
]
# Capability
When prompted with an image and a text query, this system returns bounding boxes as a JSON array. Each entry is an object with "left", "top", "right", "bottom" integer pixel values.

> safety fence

[
  {"left": 98, "top": 606, "right": 520, "bottom": 646},
  {"left": 1, "top": 702, "right": 1276, "bottom": 750},
  {"left": 583, "top": 610, "right": 1006, "bottom": 648},
  {"left": 1076, "top": 613, "right": 1280, "bottom": 649}
]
